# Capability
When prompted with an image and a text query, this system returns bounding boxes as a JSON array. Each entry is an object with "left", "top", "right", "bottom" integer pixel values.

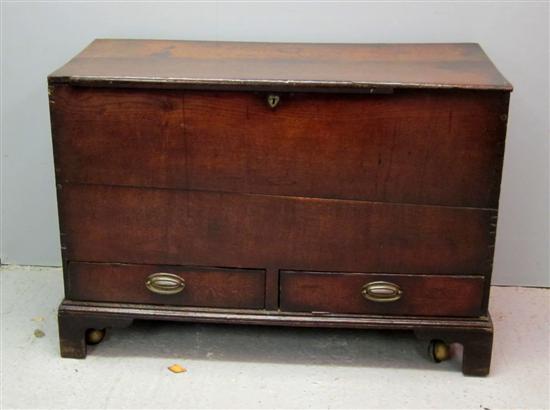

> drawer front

[
  {"left": 60, "top": 184, "right": 495, "bottom": 275},
  {"left": 68, "top": 262, "right": 265, "bottom": 309},
  {"left": 51, "top": 86, "right": 508, "bottom": 208},
  {"left": 280, "top": 271, "right": 484, "bottom": 317}
]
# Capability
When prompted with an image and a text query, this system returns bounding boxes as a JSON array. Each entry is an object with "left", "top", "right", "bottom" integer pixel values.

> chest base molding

[{"left": 58, "top": 299, "right": 493, "bottom": 376}]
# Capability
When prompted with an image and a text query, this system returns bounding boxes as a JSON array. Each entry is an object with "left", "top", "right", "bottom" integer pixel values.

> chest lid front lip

[{"left": 48, "top": 39, "right": 513, "bottom": 92}]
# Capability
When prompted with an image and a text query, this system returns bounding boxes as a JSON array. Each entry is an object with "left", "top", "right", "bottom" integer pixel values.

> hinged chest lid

[{"left": 48, "top": 39, "right": 512, "bottom": 92}]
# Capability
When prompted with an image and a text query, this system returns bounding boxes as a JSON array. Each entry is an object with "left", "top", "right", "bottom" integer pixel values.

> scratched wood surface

[
  {"left": 48, "top": 39, "right": 512, "bottom": 91},
  {"left": 50, "top": 85, "right": 509, "bottom": 208}
]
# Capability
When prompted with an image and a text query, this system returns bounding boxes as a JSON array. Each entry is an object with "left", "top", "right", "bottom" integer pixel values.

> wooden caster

[
  {"left": 429, "top": 339, "right": 451, "bottom": 363},
  {"left": 85, "top": 328, "right": 106, "bottom": 345}
]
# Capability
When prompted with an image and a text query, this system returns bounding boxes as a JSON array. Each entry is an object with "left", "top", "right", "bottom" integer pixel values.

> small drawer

[
  {"left": 280, "top": 271, "right": 484, "bottom": 317},
  {"left": 68, "top": 262, "right": 265, "bottom": 309}
]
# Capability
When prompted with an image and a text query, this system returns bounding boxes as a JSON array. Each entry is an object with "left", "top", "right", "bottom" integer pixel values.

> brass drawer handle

[
  {"left": 361, "top": 281, "right": 402, "bottom": 302},
  {"left": 145, "top": 273, "right": 185, "bottom": 295}
]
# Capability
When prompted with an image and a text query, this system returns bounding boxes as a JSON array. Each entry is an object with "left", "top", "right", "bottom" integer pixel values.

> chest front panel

[
  {"left": 51, "top": 85, "right": 507, "bottom": 318},
  {"left": 51, "top": 86, "right": 507, "bottom": 208},
  {"left": 49, "top": 40, "right": 511, "bottom": 374}
]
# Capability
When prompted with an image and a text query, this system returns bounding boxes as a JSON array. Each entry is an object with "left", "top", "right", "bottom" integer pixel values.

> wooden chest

[{"left": 49, "top": 39, "right": 512, "bottom": 376}]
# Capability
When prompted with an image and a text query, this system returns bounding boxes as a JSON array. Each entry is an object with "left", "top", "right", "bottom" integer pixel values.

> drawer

[
  {"left": 51, "top": 86, "right": 507, "bottom": 208},
  {"left": 280, "top": 271, "right": 484, "bottom": 317},
  {"left": 67, "top": 262, "right": 265, "bottom": 309}
]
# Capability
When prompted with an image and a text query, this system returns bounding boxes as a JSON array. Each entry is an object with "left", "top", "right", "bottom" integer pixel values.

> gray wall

[{"left": 1, "top": 2, "right": 548, "bottom": 287}]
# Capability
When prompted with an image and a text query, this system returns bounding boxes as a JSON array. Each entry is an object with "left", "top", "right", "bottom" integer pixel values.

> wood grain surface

[
  {"left": 58, "top": 184, "right": 496, "bottom": 275},
  {"left": 50, "top": 86, "right": 509, "bottom": 208},
  {"left": 48, "top": 39, "right": 512, "bottom": 91},
  {"left": 280, "top": 271, "right": 484, "bottom": 317},
  {"left": 68, "top": 262, "right": 265, "bottom": 309},
  {"left": 51, "top": 40, "right": 509, "bottom": 373}
]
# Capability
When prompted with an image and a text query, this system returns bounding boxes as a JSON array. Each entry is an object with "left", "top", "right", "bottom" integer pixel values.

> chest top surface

[{"left": 48, "top": 39, "right": 512, "bottom": 92}]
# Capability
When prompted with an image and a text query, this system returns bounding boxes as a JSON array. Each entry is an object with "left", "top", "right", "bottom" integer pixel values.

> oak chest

[{"left": 49, "top": 39, "right": 512, "bottom": 376}]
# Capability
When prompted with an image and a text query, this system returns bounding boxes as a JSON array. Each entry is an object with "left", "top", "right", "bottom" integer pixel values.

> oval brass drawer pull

[
  {"left": 145, "top": 273, "right": 185, "bottom": 295},
  {"left": 361, "top": 281, "right": 402, "bottom": 302}
]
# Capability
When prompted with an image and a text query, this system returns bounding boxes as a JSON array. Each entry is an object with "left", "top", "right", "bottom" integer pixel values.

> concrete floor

[{"left": 1, "top": 265, "right": 548, "bottom": 409}]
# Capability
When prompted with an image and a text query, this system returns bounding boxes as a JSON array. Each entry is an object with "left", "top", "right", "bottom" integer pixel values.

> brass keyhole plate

[{"left": 267, "top": 94, "right": 280, "bottom": 108}]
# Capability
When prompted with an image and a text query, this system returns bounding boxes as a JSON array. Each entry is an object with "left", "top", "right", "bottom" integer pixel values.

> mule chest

[{"left": 48, "top": 39, "right": 512, "bottom": 376}]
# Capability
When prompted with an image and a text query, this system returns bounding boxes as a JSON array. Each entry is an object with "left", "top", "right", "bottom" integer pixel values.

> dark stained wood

[
  {"left": 58, "top": 299, "right": 494, "bottom": 376},
  {"left": 48, "top": 40, "right": 512, "bottom": 91},
  {"left": 58, "top": 307, "right": 133, "bottom": 359},
  {"left": 50, "top": 40, "right": 510, "bottom": 375},
  {"left": 50, "top": 86, "right": 509, "bottom": 208},
  {"left": 59, "top": 184, "right": 496, "bottom": 275},
  {"left": 264, "top": 268, "right": 279, "bottom": 310},
  {"left": 60, "top": 299, "right": 494, "bottom": 329},
  {"left": 68, "top": 262, "right": 265, "bottom": 309},
  {"left": 279, "top": 271, "right": 484, "bottom": 317},
  {"left": 415, "top": 325, "right": 493, "bottom": 376}
]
